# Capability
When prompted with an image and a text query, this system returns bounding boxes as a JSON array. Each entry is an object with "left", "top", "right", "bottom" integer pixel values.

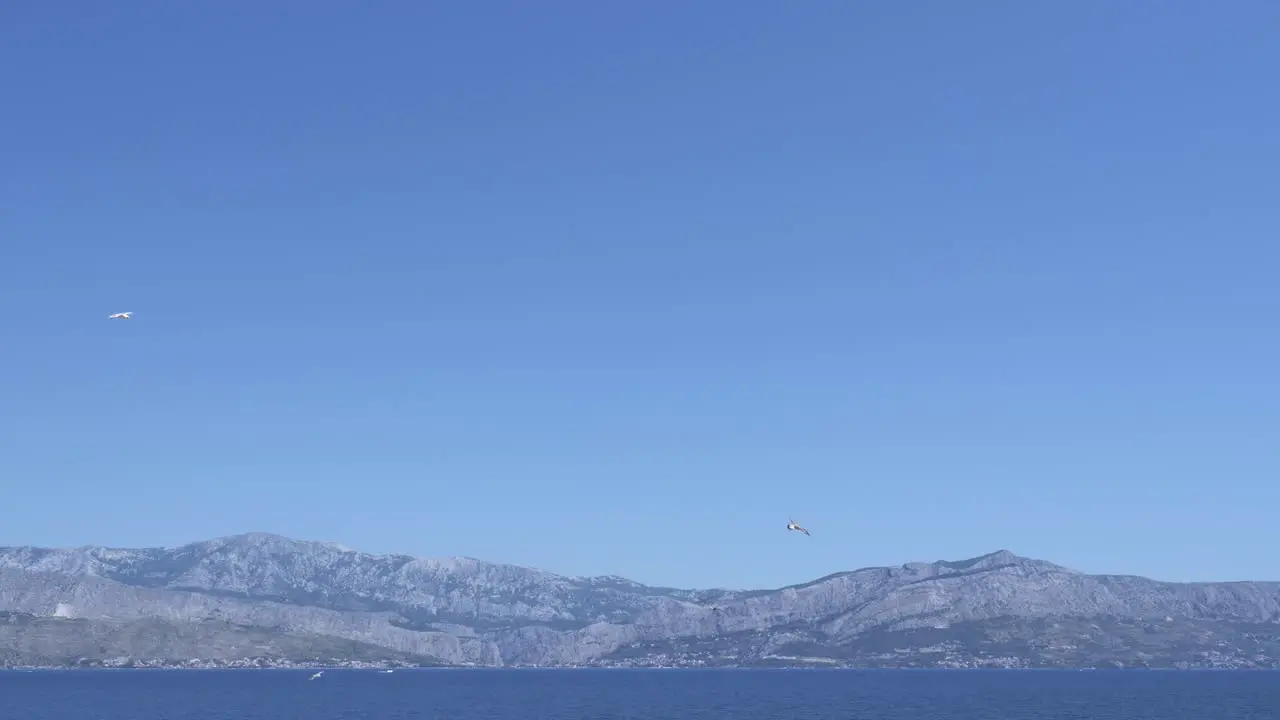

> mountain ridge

[
  {"left": 2, "top": 532, "right": 1279, "bottom": 669},
  {"left": 5, "top": 532, "right": 1070, "bottom": 590}
]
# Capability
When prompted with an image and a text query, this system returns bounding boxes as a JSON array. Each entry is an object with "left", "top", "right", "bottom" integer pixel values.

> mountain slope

[{"left": 1, "top": 533, "right": 1279, "bottom": 668}]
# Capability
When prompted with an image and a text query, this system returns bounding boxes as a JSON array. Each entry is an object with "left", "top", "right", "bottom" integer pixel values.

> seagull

[
  {"left": 786, "top": 519, "right": 810, "bottom": 536},
  {"left": 309, "top": 671, "right": 324, "bottom": 680},
  {"left": 108, "top": 312, "right": 132, "bottom": 320}
]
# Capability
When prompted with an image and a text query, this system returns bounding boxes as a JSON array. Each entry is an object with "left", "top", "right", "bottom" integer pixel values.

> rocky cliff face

[{"left": 2, "top": 533, "right": 1279, "bottom": 668}]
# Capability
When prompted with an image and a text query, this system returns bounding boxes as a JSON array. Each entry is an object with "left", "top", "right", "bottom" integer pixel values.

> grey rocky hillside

[{"left": 2, "top": 532, "right": 1280, "bottom": 668}]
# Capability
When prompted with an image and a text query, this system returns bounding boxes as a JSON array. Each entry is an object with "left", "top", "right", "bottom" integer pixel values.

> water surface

[{"left": 2, "top": 668, "right": 1276, "bottom": 719}]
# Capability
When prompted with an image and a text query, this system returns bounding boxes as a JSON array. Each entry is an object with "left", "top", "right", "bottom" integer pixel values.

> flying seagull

[
  {"left": 786, "top": 519, "right": 810, "bottom": 536},
  {"left": 108, "top": 312, "right": 132, "bottom": 320},
  {"left": 309, "top": 671, "right": 324, "bottom": 680}
]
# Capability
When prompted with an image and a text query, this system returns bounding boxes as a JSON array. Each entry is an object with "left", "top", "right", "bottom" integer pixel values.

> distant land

[{"left": 2, "top": 532, "right": 1279, "bottom": 669}]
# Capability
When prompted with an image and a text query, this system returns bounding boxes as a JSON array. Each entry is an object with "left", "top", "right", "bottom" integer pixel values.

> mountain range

[{"left": 2, "top": 532, "right": 1279, "bottom": 669}]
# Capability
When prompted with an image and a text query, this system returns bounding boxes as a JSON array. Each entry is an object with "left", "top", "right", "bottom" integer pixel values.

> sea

[{"left": 2, "top": 668, "right": 1277, "bottom": 720}]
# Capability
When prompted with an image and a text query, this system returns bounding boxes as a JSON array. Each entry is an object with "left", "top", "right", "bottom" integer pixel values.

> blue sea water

[{"left": 2, "top": 669, "right": 1277, "bottom": 720}]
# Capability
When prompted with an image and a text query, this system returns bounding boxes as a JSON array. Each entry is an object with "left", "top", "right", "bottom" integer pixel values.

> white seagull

[
  {"left": 309, "top": 671, "right": 324, "bottom": 680},
  {"left": 786, "top": 519, "right": 810, "bottom": 536},
  {"left": 108, "top": 312, "right": 133, "bottom": 320}
]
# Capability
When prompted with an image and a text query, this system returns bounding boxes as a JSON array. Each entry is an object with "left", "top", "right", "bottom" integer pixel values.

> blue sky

[{"left": 2, "top": 1, "right": 1277, "bottom": 590}]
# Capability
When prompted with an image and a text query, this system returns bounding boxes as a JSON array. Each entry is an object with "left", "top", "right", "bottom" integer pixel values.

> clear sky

[{"left": 2, "top": 1, "right": 1277, "bottom": 590}]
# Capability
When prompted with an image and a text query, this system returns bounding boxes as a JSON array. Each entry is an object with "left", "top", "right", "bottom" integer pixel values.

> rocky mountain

[{"left": 2, "top": 532, "right": 1279, "bottom": 668}]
